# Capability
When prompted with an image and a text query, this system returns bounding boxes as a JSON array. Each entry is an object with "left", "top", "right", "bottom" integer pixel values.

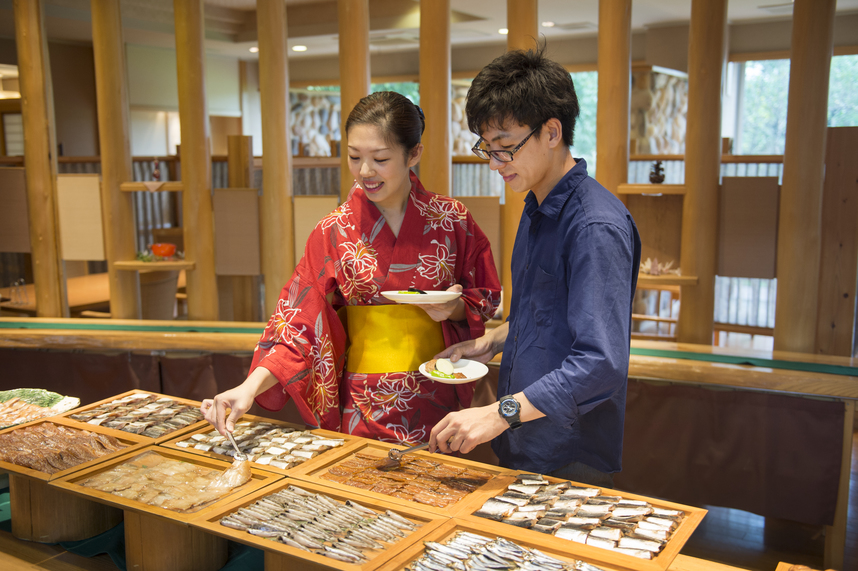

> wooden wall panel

[
  {"left": 816, "top": 127, "right": 858, "bottom": 356},
  {"left": 0, "top": 167, "right": 30, "bottom": 253},
  {"left": 293, "top": 196, "right": 339, "bottom": 263},
  {"left": 718, "top": 177, "right": 779, "bottom": 279},
  {"left": 626, "top": 195, "right": 683, "bottom": 268},
  {"left": 213, "top": 188, "right": 260, "bottom": 276},
  {"left": 457, "top": 196, "right": 501, "bottom": 276},
  {"left": 56, "top": 174, "right": 105, "bottom": 261}
]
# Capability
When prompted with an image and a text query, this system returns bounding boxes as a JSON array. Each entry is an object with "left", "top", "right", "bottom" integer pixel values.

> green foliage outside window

[
  {"left": 570, "top": 71, "right": 598, "bottom": 172},
  {"left": 371, "top": 82, "right": 420, "bottom": 105},
  {"left": 738, "top": 54, "right": 858, "bottom": 155}
]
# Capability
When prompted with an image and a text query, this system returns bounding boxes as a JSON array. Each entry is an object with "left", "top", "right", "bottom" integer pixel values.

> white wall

[{"left": 126, "top": 44, "right": 241, "bottom": 116}]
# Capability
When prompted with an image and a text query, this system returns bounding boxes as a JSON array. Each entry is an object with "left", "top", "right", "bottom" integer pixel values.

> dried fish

[
  {"left": 68, "top": 393, "right": 203, "bottom": 439},
  {"left": 218, "top": 486, "right": 418, "bottom": 563},
  {"left": 0, "top": 422, "right": 127, "bottom": 474}
]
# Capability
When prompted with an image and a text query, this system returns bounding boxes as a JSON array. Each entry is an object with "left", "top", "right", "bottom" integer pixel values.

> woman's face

[{"left": 347, "top": 123, "right": 422, "bottom": 210}]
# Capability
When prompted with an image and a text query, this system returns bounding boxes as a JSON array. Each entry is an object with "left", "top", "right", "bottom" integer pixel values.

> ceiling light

[
  {"left": 249, "top": 46, "right": 259, "bottom": 53},
  {"left": 292, "top": 45, "right": 308, "bottom": 52},
  {"left": 542, "top": 21, "right": 555, "bottom": 28},
  {"left": 499, "top": 28, "right": 508, "bottom": 35}
]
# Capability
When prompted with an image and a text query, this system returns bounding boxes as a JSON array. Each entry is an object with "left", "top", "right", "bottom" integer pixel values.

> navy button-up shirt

[{"left": 492, "top": 159, "right": 641, "bottom": 475}]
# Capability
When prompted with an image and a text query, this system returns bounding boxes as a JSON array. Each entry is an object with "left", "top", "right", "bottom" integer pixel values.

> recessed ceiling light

[
  {"left": 499, "top": 28, "right": 508, "bottom": 35},
  {"left": 541, "top": 21, "right": 555, "bottom": 28},
  {"left": 249, "top": 46, "right": 259, "bottom": 53},
  {"left": 292, "top": 45, "right": 308, "bottom": 52}
]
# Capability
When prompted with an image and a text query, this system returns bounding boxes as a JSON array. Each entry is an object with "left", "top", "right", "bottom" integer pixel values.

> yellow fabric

[{"left": 344, "top": 305, "right": 445, "bottom": 374}]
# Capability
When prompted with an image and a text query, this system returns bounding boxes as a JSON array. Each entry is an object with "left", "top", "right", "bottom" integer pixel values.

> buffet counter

[{"left": 0, "top": 318, "right": 855, "bottom": 569}]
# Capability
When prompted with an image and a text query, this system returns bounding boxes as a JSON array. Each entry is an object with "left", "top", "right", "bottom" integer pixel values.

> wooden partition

[{"left": 293, "top": 196, "right": 340, "bottom": 264}]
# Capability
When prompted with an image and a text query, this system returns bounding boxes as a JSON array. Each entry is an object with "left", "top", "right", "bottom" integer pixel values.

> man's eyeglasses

[{"left": 471, "top": 125, "right": 541, "bottom": 163}]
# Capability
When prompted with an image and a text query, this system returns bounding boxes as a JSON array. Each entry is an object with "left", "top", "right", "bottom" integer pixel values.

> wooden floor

[{"left": 1, "top": 431, "right": 856, "bottom": 571}]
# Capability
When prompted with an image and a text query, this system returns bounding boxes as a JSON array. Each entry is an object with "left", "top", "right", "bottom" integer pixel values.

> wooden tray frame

[
  {"left": 159, "top": 412, "right": 357, "bottom": 476},
  {"left": 56, "top": 389, "right": 208, "bottom": 444},
  {"left": 288, "top": 438, "right": 515, "bottom": 518},
  {"left": 458, "top": 474, "right": 707, "bottom": 571},
  {"left": 374, "top": 517, "right": 633, "bottom": 571},
  {"left": 191, "top": 478, "right": 448, "bottom": 571},
  {"left": 51, "top": 445, "right": 283, "bottom": 525},
  {"left": 0, "top": 415, "right": 149, "bottom": 482}
]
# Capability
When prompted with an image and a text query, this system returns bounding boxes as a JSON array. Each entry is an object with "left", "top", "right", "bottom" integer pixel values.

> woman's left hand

[{"left": 417, "top": 284, "right": 466, "bottom": 322}]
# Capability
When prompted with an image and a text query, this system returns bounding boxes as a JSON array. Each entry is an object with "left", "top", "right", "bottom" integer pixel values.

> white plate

[
  {"left": 381, "top": 290, "right": 462, "bottom": 304},
  {"left": 419, "top": 359, "right": 489, "bottom": 384}
]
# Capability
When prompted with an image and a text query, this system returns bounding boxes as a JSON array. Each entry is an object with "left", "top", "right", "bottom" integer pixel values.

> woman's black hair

[
  {"left": 345, "top": 91, "right": 425, "bottom": 153},
  {"left": 466, "top": 44, "right": 580, "bottom": 146}
]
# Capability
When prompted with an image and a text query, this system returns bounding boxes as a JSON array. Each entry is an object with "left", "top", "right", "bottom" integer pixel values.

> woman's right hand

[{"left": 200, "top": 366, "right": 279, "bottom": 436}]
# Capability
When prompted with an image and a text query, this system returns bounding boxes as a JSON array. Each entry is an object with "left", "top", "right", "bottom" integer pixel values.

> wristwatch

[{"left": 498, "top": 394, "right": 522, "bottom": 430}]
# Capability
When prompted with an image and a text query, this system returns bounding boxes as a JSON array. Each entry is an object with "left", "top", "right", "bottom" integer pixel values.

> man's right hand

[{"left": 434, "top": 322, "right": 508, "bottom": 364}]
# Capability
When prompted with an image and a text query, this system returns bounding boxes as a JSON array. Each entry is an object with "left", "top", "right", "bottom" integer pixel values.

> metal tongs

[
  {"left": 378, "top": 442, "right": 430, "bottom": 471},
  {"left": 226, "top": 431, "right": 248, "bottom": 461}
]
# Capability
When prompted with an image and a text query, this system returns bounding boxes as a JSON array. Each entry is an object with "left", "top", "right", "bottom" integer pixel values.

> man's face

[{"left": 478, "top": 121, "right": 551, "bottom": 198}]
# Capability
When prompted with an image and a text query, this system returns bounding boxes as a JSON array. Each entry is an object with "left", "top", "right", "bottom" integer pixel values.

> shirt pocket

[{"left": 530, "top": 266, "right": 557, "bottom": 329}]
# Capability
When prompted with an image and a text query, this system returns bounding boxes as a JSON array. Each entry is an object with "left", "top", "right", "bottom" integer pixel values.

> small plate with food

[
  {"left": 419, "top": 358, "right": 489, "bottom": 384},
  {"left": 381, "top": 290, "right": 462, "bottom": 304}
]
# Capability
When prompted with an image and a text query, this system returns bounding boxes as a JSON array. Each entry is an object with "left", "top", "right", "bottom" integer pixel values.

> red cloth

[{"left": 252, "top": 172, "right": 501, "bottom": 443}]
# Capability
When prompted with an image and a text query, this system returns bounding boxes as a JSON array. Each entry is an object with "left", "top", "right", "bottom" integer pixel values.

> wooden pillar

[
  {"left": 174, "top": 0, "right": 218, "bottom": 320},
  {"left": 500, "top": 0, "right": 537, "bottom": 319},
  {"left": 337, "top": 0, "right": 370, "bottom": 201},
  {"left": 91, "top": 0, "right": 141, "bottom": 320},
  {"left": 13, "top": 0, "right": 68, "bottom": 317},
  {"left": 257, "top": 0, "right": 294, "bottom": 316},
  {"left": 220, "top": 135, "right": 262, "bottom": 322},
  {"left": 774, "top": 0, "right": 836, "bottom": 353},
  {"left": 595, "top": 0, "right": 631, "bottom": 197},
  {"left": 419, "top": 0, "right": 451, "bottom": 196},
  {"left": 676, "top": 0, "right": 726, "bottom": 345}
]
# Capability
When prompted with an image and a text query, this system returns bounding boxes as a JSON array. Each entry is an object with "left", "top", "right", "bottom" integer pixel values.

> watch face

[{"left": 500, "top": 399, "right": 518, "bottom": 416}]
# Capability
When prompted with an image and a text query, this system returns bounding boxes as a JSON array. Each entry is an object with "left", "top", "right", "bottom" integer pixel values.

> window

[
  {"left": 570, "top": 71, "right": 598, "bottom": 171},
  {"left": 734, "top": 54, "right": 858, "bottom": 155}
]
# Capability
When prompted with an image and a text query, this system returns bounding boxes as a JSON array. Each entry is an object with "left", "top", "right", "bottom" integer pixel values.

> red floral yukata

[{"left": 252, "top": 172, "right": 501, "bottom": 445}]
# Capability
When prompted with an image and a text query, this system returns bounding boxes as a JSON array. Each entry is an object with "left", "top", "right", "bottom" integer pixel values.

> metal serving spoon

[{"left": 226, "top": 430, "right": 248, "bottom": 461}]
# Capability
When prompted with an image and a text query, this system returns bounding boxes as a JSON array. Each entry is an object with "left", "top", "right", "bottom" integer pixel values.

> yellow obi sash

[{"left": 343, "top": 305, "right": 445, "bottom": 374}]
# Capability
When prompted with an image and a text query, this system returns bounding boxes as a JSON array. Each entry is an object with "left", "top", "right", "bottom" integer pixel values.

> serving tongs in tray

[{"left": 378, "top": 441, "right": 430, "bottom": 471}]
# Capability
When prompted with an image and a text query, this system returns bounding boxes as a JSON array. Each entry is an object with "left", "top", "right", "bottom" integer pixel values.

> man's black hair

[{"left": 466, "top": 45, "right": 580, "bottom": 147}]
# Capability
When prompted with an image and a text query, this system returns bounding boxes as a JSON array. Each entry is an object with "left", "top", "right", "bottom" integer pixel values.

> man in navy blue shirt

[{"left": 428, "top": 47, "right": 641, "bottom": 487}]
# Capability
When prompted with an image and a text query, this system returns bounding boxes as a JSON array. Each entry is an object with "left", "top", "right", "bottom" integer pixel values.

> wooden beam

[
  {"left": 222, "top": 134, "right": 262, "bottom": 322},
  {"left": 337, "top": 0, "right": 370, "bottom": 201},
  {"left": 13, "top": 0, "right": 68, "bottom": 317},
  {"left": 774, "top": 0, "right": 836, "bottom": 353},
  {"left": 815, "top": 127, "right": 858, "bottom": 356},
  {"left": 677, "top": 0, "right": 727, "bottom": 345},
  {"left": 174, "top": 0, "right": 218, "bottom": 320},
  {"left": 91, "top": 0, "right": 141, "bottom": 320},
  {"left": 595, "top": 0, "right": 631, "bottom": 197},
  {"left": 419, "top": 0, "right": 451, "bottom": 196},
  {"left": 257, "top": 0, "right": 294, "bottom": 317},
  {"left": 499, "top": 0, "right": 537, "bottom": 321}
]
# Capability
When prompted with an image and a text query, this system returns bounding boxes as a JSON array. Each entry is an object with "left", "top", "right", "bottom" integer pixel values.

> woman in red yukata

[{"left": 202, "top": 91, "right": 501, "bottom": 446}]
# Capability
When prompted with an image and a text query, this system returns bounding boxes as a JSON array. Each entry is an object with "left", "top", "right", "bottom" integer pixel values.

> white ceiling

[{"left": 0, "top": 0, "right": 856, "bottom": 60}]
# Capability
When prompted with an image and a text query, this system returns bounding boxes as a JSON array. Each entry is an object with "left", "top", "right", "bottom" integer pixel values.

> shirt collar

[{"left": 524, "top": 159, "right": 589, "bottom": 221}]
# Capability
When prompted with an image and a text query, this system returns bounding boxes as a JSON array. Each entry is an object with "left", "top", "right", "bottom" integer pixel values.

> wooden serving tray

[
  {"left": 192, "top": 478, "right": 447, "bottom": 571},
  {"left": 374, "top": 517, "right": 632, "bottom": 571},
  {"left": 288, "top": 439, "right": 514, "bottom": 518},
  {"left": 51, "top": 445, "right": 282, "bottom": 525},
  {"left": 0, "top": 415, "right": 148, "bottom": 482},
  {"left": 458, "top": 474, "right": 707, "bottom": 571},
  {"left": 159, "top": 412, "right": 356, "bottom": 476},
  {"left": 57, "top": 389, "right": 208, "bottom": 444}
]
